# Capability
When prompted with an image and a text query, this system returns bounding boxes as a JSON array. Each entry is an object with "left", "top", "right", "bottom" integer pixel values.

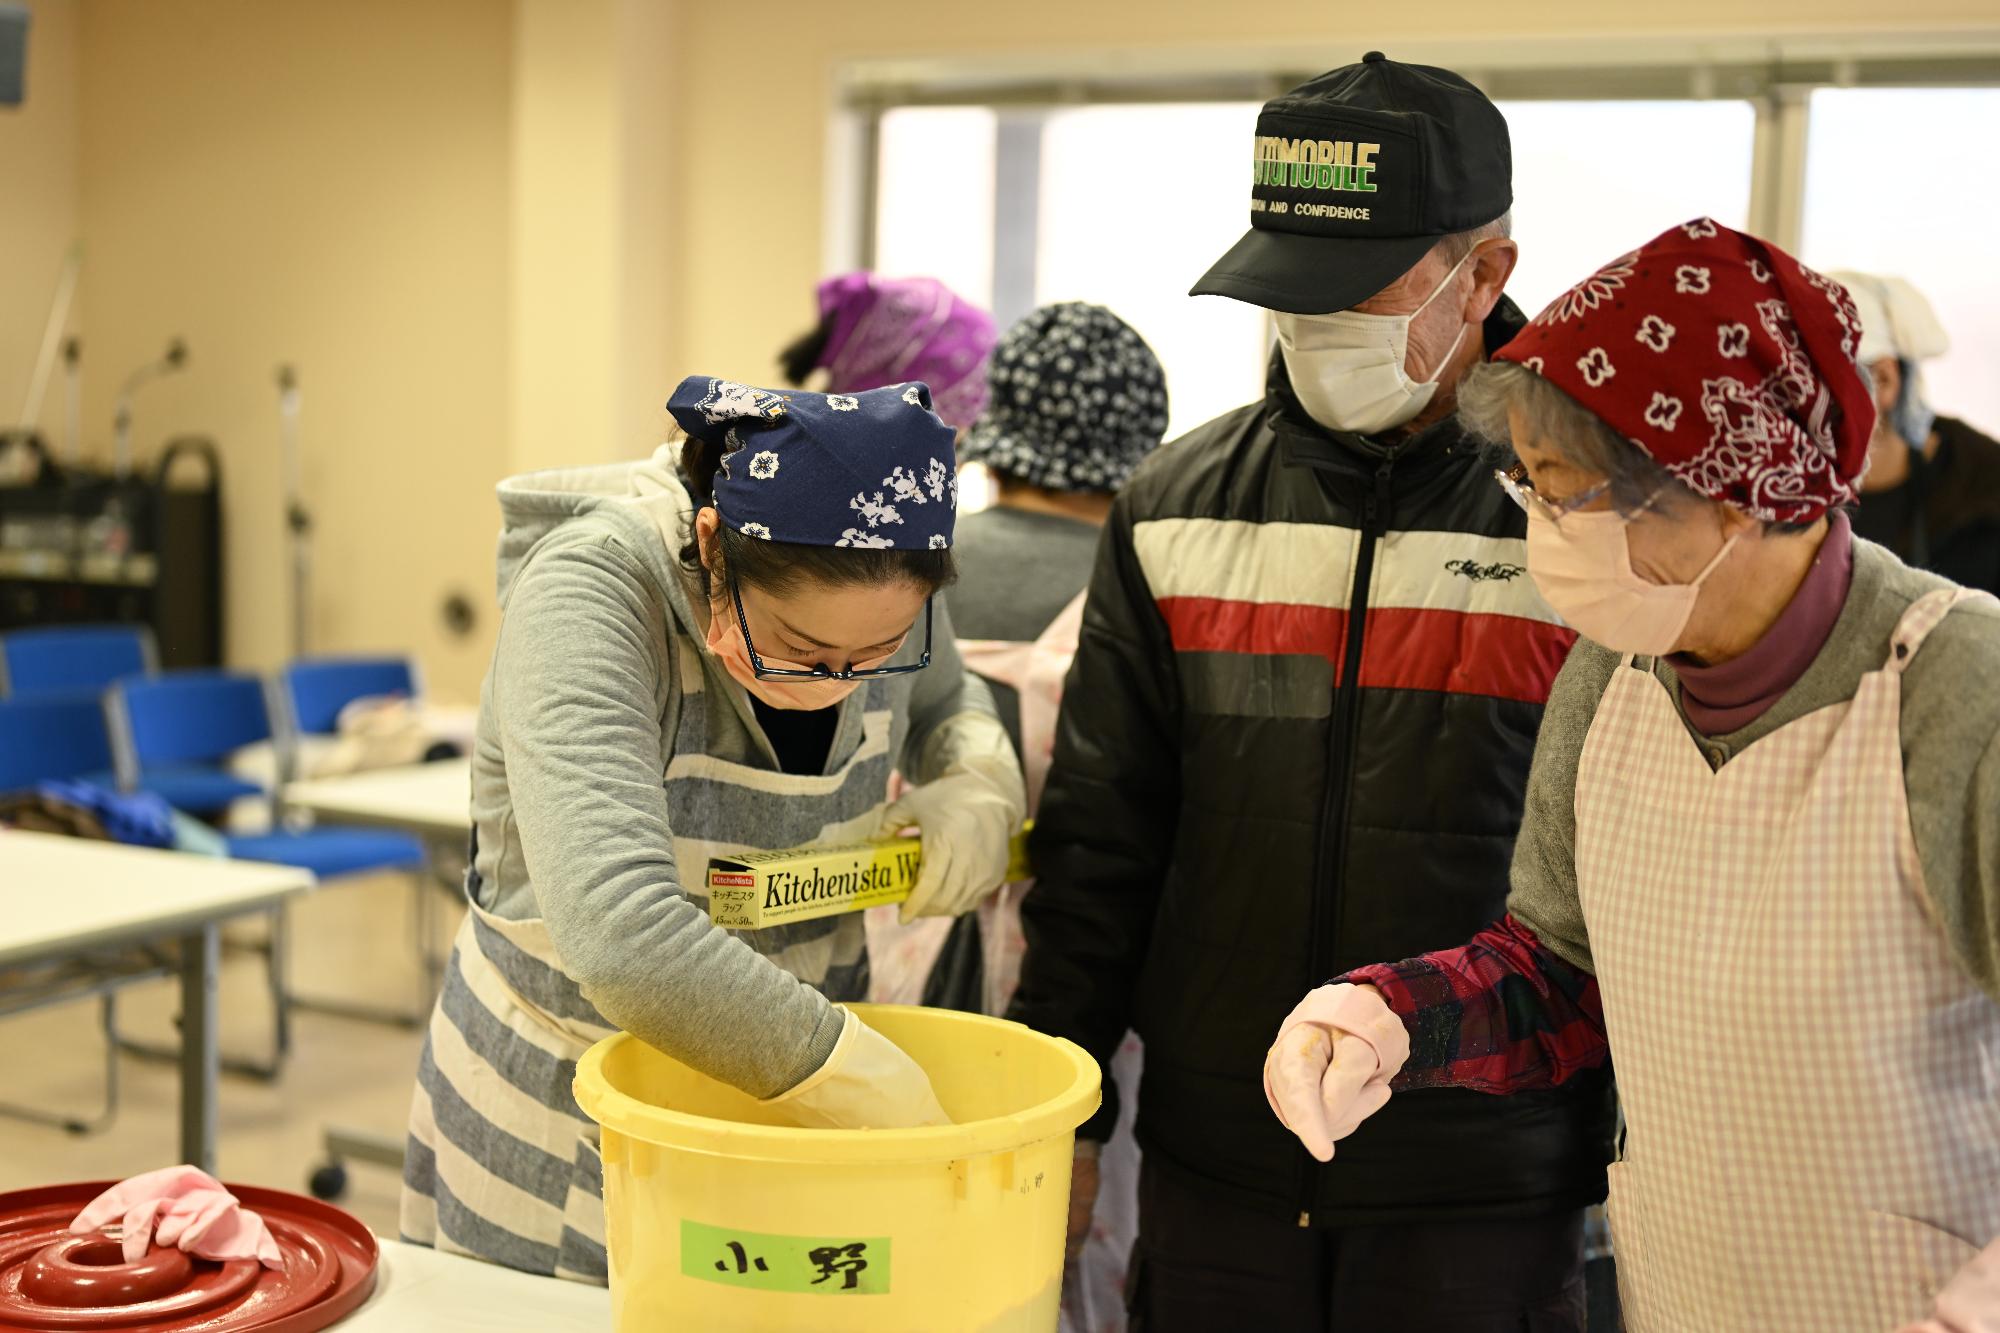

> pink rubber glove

[
  {"left": 1896, "top": 1237, "right": 2000, "bottom": 1333},
  {"left": 71, "top": 1166, "right": 284, "bottom": 1269},
  {"left": 1263, "top": 983, "right": 1411, "bottom": 1163}
]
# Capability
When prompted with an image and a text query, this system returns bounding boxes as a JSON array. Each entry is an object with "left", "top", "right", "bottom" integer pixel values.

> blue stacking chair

[
  {"left": 0, "top": 694, "right": 161, "bottom": 1135},
  {"left": 0, "top": 693, "right": 115, "bottom": 792},
  {"left": 276, "top": 653, "right": 457, "bottom": 1022},
  {"left": 266, "top": 658, "right": 434, "bottom": 881},
  {"left": 103, "top": 671, "right": 268, "bottom": 817},
  {"left": 277, "top": 656, "right": 417, "bottom": 739},
  {"left": 106, "top": 669, "right": 428, "bottom": 1075},
  {"left": 0, "top": 624, "right": 156, "bottom": 699},
  {"left": 108, "top": 669, "right": 425, "bottom": 876}
]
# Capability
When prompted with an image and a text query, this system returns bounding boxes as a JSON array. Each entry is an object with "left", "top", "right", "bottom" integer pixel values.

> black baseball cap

[{"left": 1192, "top": 52, "right": 1512, "bottom": 314}]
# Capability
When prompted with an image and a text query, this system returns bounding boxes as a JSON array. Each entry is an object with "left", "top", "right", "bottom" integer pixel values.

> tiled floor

[{"left": 0, "top": 871, "right": 460, "bottom": 1238}]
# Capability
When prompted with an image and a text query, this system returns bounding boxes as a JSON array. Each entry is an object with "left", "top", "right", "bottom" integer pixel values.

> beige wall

[
  {"left": 60, "top": 0, "right": 678, "bottom": 699},
  {"left": 73, "top": 0, "right": 512, "bottom": 697},
  {"left": 508, "top": 0, "right": 680, "bottom": 478},
  {"left": 1, "top": 0, "right": 76, "bottom": 442}
]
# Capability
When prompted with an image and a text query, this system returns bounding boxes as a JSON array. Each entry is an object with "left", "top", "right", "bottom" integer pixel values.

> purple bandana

[{"left": 814, "top": 273, "right": 996, "bottom": 430}]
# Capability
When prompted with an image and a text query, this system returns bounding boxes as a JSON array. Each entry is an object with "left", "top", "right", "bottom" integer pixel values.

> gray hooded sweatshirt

[{"left": 468, "top": 453, "right": 996, "bottom": 1098}]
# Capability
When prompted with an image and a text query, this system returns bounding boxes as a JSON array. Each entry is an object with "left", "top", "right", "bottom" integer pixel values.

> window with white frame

[
  {"left": 867, "top": 54, "right": 2000, "bottom": 459},
  {"left": 1034, "top": 104, "right": 1270, "bottom": 441},
  {"left": 873, "top": 107, "right": 998, "bottom": 312},
  {"left": 874, "top": 102, "right": 1269, "bottom": 444},
  {"left": 1500, "top": 100, "right": 1757, "bottom": 317},
  {"left": 1800, "top": 87, "right": 2000, "bottom": 431}
]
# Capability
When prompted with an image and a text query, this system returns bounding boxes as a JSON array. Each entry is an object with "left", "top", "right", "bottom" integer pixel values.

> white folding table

[
  {"left": 0, "top": 831, "right": 314, "bottom": 1173},
  {"left": 342, "top": 1239, "right": 609, "bottom": 1330},
  {"left": 282, "top": 758, "right": 473, "bottom": 842}
]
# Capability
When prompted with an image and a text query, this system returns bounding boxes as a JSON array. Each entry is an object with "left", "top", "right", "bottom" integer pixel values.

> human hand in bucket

[{"left": 763, "top": 1007, "right": 952, "bottom": 1130}]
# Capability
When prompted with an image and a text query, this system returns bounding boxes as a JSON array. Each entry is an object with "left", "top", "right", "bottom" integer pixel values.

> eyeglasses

[
  {"left": 1493, "top": 464, "right": 1620, "bottom": 527},
  {"left": 730, "top": 574, "right": 932, "bottom": 682}
]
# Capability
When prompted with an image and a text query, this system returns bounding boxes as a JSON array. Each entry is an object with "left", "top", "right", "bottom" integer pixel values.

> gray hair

[
  {"left": 1457, "top": 359, "right": 1701, "bottom": 517},
  {"left": 1434, "top": 209, "right": 1514, "bottom": 266}
]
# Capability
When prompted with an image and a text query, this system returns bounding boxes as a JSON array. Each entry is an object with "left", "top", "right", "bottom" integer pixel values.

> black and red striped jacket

[{"left": 1009, "top": 299, "right": 1618, "bottom": 1225}]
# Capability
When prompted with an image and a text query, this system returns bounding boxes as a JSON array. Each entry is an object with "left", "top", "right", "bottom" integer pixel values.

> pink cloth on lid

[
  {"left": 71, "top": 1166, "right": 284, "bottom": 1269},
  {"left": 1669, "top": 509, "right": 1855, "bottom": 736}
]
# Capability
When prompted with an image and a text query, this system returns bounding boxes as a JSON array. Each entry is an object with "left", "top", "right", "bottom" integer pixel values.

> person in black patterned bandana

[
  {"left": 951, "top": 302, "right": 1168, "bottom": 1333},
  {"left": 873, "top": 304, "right": 1169, "bottom": 1021},
  {"left": 954, "top": 301, "right": 1170, "bottom": 748},
  {"left": 962, "top": 302, "right": 1170, "bottom": 507}
]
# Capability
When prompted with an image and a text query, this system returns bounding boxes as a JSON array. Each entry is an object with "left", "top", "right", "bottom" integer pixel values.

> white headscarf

[
  {"left": 1828, "top": 272, "right": 1950, "bottom": 366},
  {"left": 1829, "top": 271, "right": 1951, "bottom": 444}
]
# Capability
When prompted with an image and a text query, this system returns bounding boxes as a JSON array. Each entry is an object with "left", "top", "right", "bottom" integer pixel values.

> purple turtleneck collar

[{"left": 1669, "top": 509, "right": 1855, "bottom": 737}]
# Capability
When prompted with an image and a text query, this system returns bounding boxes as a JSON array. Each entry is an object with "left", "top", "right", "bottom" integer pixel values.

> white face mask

[
  {"left": 1274, "top": 251, "right": 1476, "bottom": 436},
  {"left": 1525, "top": 505, "right": 1741, "bottom": 657}
]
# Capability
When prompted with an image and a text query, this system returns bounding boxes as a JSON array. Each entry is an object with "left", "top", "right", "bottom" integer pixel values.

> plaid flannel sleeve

[{"left": 1340, "top": 914, "right": 1609, "bottom": 1095}]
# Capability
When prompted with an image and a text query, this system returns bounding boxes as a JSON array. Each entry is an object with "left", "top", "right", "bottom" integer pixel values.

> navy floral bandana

[{"left": 666, "top": 376, "right": 959, "bottom": 550}]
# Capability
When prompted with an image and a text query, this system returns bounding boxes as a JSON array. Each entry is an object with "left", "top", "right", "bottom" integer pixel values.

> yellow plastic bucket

[{"left": 573, "top": 1003, "right": 1101, "bottom": 1332}]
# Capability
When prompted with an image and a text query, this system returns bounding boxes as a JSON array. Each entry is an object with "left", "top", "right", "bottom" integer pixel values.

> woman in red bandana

[{"left": 1261, "top": 220, "right": 2000, "bottom": 1333}]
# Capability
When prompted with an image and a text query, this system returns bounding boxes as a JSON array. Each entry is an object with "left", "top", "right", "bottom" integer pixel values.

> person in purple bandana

[{"left": 780, "top": 272, "right": 998, "bottom": 432}]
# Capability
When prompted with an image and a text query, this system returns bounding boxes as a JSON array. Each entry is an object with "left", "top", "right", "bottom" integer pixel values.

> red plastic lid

[{"left": 0, "top": 1182, "right": 378, "bottom": 1332}]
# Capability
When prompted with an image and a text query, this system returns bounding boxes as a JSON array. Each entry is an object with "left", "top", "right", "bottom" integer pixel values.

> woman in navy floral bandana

[{"left": 402, "top": 375, "right": 1026, "bottom": 1284}]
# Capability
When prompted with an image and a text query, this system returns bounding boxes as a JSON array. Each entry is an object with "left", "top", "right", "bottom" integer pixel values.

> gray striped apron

[{"left": 400, "top": 642, "right": 901, "bottom": 1284}]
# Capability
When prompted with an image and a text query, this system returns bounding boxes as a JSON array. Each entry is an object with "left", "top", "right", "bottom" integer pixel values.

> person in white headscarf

[{"left": 1832, "top": 271, "right": 2000, "bottom": 594}]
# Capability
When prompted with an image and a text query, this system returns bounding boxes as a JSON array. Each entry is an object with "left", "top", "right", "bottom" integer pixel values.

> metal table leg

[
  {"left": 325, "top": 1128, "right": 406, "bottom": 1170},
  {"left": 178, "top": 924, "right": 220, "bottom": 1173},
  {"left": 283, "top": 873, "right": 447, "bottom": 1030},
  {"left": 309, "top": 1126, "right": 406, "bottom": 1201}
]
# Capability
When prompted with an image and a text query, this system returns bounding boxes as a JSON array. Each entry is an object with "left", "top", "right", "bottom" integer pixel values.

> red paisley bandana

[{"left": 1495, "top": 218, "right": 1874, "bottom": 523}]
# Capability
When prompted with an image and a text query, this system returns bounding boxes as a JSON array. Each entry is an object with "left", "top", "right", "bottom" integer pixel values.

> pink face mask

[
  {"left": 703, "top": 598, "right": 894, "bottom": 711},
  {"left": 1526, "top": 505, "right": 1740, "bottom": 656}
]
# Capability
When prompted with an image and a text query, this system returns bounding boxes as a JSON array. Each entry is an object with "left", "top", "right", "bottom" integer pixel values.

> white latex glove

[
  {"left": 1263, "top": 983, "right": 1411, "bottom": 1163},
  {"left": 878, "top": 712, "right": 1026, "bottom": 924},
  {"left": 71, "top": 1166, "right": 284, "bottom": 1269},
  {"left": 764, "top": 1006, "right": 953, "bottom": 1130},
  {"left": 1897, "top": 1237, "right": 2000, "bottom": 1333}
]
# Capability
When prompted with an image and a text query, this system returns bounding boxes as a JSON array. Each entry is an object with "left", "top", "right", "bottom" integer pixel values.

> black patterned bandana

[{"left": 960, "top": 303, "right": 1169, "bottom": 494}]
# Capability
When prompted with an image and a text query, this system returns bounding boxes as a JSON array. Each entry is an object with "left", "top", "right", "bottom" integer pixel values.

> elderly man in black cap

[{"left": 1008, "top": 54, "right": 1615, "bottom": 1330}]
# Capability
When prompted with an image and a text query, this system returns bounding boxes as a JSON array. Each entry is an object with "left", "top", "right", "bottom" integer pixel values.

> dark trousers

[{"left": 1128, "top": 1160, "right": 1589, "bottom": 1333}]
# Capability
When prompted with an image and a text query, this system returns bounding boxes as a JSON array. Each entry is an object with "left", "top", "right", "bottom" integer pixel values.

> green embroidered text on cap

[{"left": 1252, "top": 137, "right": 1380, "bottom": 193}]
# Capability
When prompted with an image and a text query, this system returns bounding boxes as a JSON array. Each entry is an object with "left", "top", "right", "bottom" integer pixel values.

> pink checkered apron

[{"left": 1574, "top": 587, "right": 2000, "bottom": 1331}]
